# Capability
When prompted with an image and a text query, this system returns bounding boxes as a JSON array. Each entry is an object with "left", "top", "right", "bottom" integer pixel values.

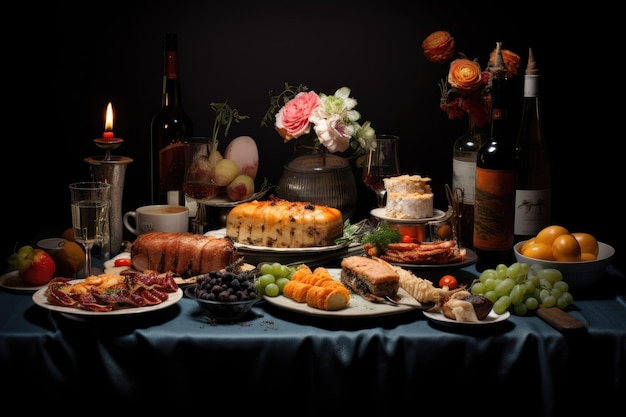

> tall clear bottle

[
  {"left": 474, "top": 42, "right": 516, "bottom": 272},
  {"left": 452, "top": 117, "right": 487, "bottom": 249},
  {"left": 151, "top": 33, "right": 194, "bottom": 205},
  {"left": 514, "top": 48, "right": 551, "bottom": 242}
]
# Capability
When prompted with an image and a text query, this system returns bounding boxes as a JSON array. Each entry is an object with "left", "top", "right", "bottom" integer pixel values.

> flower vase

[
  {"left": 278, "top": 147, "right": 357, "bottom": 221},
  {"left": 452, "top": 117, "right": 488, "bottom": 249}
]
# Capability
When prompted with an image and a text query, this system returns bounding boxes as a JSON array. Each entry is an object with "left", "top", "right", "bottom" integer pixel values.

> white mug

[{"left": 123, "top": 204, "right": 190, "bottom": 235}]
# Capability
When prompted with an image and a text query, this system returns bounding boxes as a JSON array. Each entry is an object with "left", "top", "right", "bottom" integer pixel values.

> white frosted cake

[{"left": 384, "top": 175, "right": 434, "bottom": 219}]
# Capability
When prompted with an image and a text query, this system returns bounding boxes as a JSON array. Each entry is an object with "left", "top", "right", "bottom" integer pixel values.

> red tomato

[
  {"left": 114, "top": 258, "right": 131, "bottom": 267},
  {"left": 401, "top": 235, "right": 413, "bottom": 243},
  {"left": 438, "top": 274, "right": 458, "bottom": 289}
]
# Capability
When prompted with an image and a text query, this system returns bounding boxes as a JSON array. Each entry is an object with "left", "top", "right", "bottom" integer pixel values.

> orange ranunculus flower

[
  {"left": 489, "top": 48, "right": 522, "bottom": 79},
  {"left": 422, "top": 31, "right": 455, "bottom": 63},
  {"left": 448, "top": 59, "right": 483, "bottom": 93}
]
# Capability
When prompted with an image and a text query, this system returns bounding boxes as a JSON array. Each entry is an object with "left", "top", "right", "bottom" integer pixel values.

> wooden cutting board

[{"left": 536, "top": 305, "right": 587, "bottom": 333}]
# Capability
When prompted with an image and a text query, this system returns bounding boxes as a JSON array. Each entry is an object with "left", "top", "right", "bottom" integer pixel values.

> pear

[{"left": 211, "top": 159, "right": 239, "bottom": 186}]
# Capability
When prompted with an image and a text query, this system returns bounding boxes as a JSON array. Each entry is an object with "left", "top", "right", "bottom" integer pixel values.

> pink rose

[{"left": 275, "top": 91, "right": 320, "bottom": 141}]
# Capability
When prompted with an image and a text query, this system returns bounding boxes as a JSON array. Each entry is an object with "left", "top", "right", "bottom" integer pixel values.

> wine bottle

[
  {"left": 151, "top": 33, "right": 194, "bottom": 205},
  {"left": 452, "top": 117, "right": 487, "bottom": 249},
  {"left": 474, "top": 42, "right": 516, "bottom": 272},
  {"left": 514, "top": 48, "right": 551, "bottom": 242}
]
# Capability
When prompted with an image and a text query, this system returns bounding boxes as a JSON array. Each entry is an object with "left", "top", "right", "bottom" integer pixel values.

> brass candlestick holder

[{"left": 85, "top": 138, "right": 133, "bottom": 259}]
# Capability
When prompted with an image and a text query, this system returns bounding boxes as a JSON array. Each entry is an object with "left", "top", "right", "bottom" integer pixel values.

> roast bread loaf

[
  {"left": 225, "top": 199, "right": 343, "bottom": 248},
  {"left": 130, "top": 232, "right": 238, "bottom": 277}
]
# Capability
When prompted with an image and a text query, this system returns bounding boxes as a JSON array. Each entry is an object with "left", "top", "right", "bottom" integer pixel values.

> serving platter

[
  {"left": 389, "top": 248, "right": 478, "bottom": 270},
  {"left": 423, "top": 309, "right": 510, "bottom": 326},
  {"left": 32, "top": 279, "right": 183, "bottom": 317},
  {"left": 0, "top": 270, "right": 48, "bottom": 293},
  {"left": 263, "top": 268, "right": 426, "bottom": 318},
  {"left": 370, "top": 208, "right": 447, "bottom": 224},
  {"left": 205, "top": 228, "right": 350, "bottom": 254}
]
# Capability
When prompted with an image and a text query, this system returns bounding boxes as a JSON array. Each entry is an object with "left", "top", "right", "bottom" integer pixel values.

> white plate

[
  {"left": 205, "top": 229, "right": 349, "bottom": 253},
  {"left": 200, "top": 189, "right": 268, "bottom": 208},
  {"left": 0, "top": 270, "right": 48, "bottom": 292},
  {"left": 370, "top": 208, "right": 447, "bottom": 224},
  {"left": 103, "top": 252, "right": 131, "bottom": 276},
  {"left": 263, "top": 268, "right": 425, "bottom": 317},
  {"left": 423, "top": 309, "right": 510, "bottom": 326},
  {"left": 390, "top": 248, "right": 478, "bottom": 270},
  {"left": 32, "top": 279, "right": 183, "bottom": 317}
]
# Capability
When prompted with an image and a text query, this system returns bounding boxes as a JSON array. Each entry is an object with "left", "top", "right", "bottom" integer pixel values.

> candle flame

[{"left": 105, "top": 102, "right": 114, "bottom": 131}]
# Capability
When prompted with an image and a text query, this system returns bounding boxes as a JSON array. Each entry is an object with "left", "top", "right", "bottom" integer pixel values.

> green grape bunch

[
  {"left": 254, "top": 262, "right": 296, "bottom": 297},
  {"left": 470, "top": 262, "right": 574, "bottom": 316}
]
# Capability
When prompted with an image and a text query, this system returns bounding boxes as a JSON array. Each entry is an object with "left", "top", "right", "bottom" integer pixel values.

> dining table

[{"left": 1, "top": 226, "right": 625, "bottom": 415}]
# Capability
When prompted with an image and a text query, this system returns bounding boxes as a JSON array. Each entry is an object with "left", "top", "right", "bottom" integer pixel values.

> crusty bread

[
  {"left": 340, "top": 256, "right": 399, "bottom": 301},
  {"left": 225, "top": 199, "right": 344, "bottom": 248}
]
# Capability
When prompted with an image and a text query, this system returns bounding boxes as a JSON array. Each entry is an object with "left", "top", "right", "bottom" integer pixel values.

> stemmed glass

[
  {"left": 69, "top": 181, "right": 111, "bottom": 278},
  {"left": 362, "top": 134, "right": 401, "bottom": 208},
  {"left": 183, "top": 138, "right": 219, "bottom": 233}
]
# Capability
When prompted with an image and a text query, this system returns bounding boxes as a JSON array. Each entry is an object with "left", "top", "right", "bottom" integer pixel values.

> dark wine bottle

[
  {"left": 474, "top": 42, "right": 516, "bottom": 272},
  {"left": 150, "top": 33, "right": 194, "bottom": 205},
  {"left": 514, "top": 48, "right": 551, "bottom": 243}
]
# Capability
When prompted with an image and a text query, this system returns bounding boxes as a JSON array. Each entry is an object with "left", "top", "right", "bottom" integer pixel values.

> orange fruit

[
  {"left": 521, "top": 237, "right": 536, "bottom": 253},
  {"left": 61, "top": 228, "right": 76, "bottom": 243},
  {"left": 52, "top": 241, "right": 85, "bottom": 278},
  {"left": 571, "top": 232, "right": 599, "bottom": 258},
  {"left": 552, "top": 234, "right": 582, "bottom": 262},
  {"left": 535, "top": 225, "right": 570, "bottom": 246},
  {"left": 522, "top": 242, "right": 555, "bottom": 261},
  {"left": 580, "top": 252, "right": 597, "bottom": 261}
]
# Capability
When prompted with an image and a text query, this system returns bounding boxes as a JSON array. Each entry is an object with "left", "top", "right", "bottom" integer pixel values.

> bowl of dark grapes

[{"left": 185, "top": 269, "right": 259, "bottom": 321}]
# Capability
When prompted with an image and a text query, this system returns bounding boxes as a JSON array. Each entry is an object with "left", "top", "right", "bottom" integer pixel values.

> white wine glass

[
  {"left": 69, "top": 181, "right": 111, "bottom": 278},
  {"left": 362, "top": 134, "right": 401, "bottom": 208}
]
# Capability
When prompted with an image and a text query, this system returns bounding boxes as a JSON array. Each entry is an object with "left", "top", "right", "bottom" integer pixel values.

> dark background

[{"left": 3, "top": 1, "right": 622, "bottom": 273}]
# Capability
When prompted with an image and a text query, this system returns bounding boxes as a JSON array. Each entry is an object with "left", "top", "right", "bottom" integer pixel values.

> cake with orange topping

[{"left": 225, "top": 198, "right": 343, "bottom": 248}]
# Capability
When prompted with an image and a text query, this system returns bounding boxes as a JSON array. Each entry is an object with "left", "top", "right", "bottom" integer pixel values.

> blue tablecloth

[{"left": 1, "top": 245, "right": 625, "bottom": 414}]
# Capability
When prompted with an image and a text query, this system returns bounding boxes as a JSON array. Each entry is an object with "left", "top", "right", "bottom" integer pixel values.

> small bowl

[
  {"left": 37, "top": 238, "right": 67, "bottom": 255},
  {"left": 184, "top": 285, "right": 259, "bottom": 321},
  {"left": 513, "top": 240, "right": 615, "bottom": 290}
]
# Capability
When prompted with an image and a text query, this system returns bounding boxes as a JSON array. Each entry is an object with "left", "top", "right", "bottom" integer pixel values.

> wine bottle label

[
  {"left": 514, "top": 188, "right": 551, "bottom": 236},
  {"left": 452, "top": 159, "right": 477, "bottom": 205},
  {"left": 474, "top": 167, "right": 515, "bottom": 251}
]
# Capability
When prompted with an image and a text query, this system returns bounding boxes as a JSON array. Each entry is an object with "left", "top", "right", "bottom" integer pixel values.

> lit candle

[{"left": 103, "top": 102, "right": 115, "bottom": 141}]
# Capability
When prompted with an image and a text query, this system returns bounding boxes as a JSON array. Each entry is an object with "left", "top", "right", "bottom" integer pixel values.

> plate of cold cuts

[
  {"left": 32, "top": 277, "right": 183, "bottom": 317},
  {"left": 388, "top": 248, "right": 478, "bottom": 270}
]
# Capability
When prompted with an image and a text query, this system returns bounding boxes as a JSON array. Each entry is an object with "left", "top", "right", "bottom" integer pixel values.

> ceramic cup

[{"left": 123, "top": 204, "right": 190, "bottom": 235}]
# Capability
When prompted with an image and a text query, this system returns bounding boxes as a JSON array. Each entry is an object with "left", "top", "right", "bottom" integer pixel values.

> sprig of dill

[{"left": 361, "top": 222, "right": 402, "bottom": 252}]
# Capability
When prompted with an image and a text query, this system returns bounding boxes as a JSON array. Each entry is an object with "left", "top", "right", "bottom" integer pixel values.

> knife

[{"left": 536, "top": 305, "right": 587, "bottom": 333}]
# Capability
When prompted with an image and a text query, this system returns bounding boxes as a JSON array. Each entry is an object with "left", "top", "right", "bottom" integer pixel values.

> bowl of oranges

[{"left": 513, "top": 225, "right": 615, "bottom": 290}]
